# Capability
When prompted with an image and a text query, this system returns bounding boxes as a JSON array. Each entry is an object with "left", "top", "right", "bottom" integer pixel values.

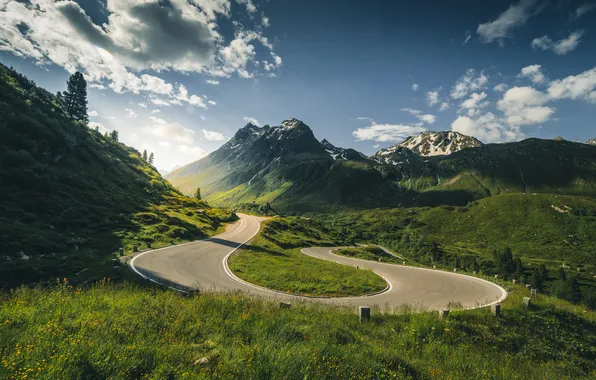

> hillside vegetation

[
  {"left": 167, "top": 120, "right": 596, "bottom": 212},
  {"left": 0, "top": 282, "right": 594, "bottom": 379},
  {"left": 0, "top": 64, "right": 235, "bottom": 288},
  {"left": 316, "top": 193, "right": 596, "bottom": 308}
]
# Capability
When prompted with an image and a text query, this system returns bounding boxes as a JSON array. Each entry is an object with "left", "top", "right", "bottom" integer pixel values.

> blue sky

[{"left": 1, "top": 0, "right": 595, "bottom": 172}]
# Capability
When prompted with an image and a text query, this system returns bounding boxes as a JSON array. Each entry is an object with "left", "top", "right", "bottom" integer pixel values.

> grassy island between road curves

[{"left": 227, "top": 218, "right": 387, "bottom": 297}]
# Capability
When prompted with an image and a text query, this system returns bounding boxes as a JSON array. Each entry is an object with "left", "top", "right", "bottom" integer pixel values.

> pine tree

[
  {"left": 194, "top": 187, "right": 201, "bottom": 200},
  {"left": 142, "top": 150, "right": 148, "bottom": 162},
  {"left": 63, "top": 72, "right": 88, "bottom": 124},
  {"left": 148, "top": 152, "right": 154, "bottom": 165},
  {"left": 110, "top": 130, "right": 119, "bottom": 141}
]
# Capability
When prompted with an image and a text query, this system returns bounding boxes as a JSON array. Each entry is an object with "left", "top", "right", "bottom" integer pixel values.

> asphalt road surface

[{"left": 130, "top": 213, "right": 506, "bottom": 310}]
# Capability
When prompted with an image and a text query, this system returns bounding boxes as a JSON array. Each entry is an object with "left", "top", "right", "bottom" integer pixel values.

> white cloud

[
  {"left": 419, "top": 114, "right": 436, "bottom": 124},
  {"left": 158, "top": 141, "right": 172, "bottom": 148},
  {"left": 89, "top": 110, "right": 99, "bottom": 117},
  {"left": 459, "top": 92, "right": 489, "bottom": 110},
  {"left": 496, "top": 86, "right": 555, "bottom": 126},
  {"left": 570, "top": 3, "right": 596, "bottom": 21},
  {"left": 201, "top": 129, "right": 226, "bottom": 141},
  {"left": 150, "top": 98, "right": 171, "bottom": 107},
  {"left": 411, "top": 83, "right": 419, "bottom": 91},
  {"left": 493, "top": 83, "right": 508, "bottom": 92},
  {"left": 179, "top": 144, "right": 209, "bottom": 160},
  {"left": 138, "top": 102, "right": 147, "bottom": 108},
  {"left": 462, "top": 31, "right": 471, "bottom": 46},
  {"left": 243, "top": 116, "right": 260, "bottom": 126},
  {"left": 518, "top": 64, "right": 545, "bottom": 84},
  {"left": 206, "top": 79, "right": 220, "bottom": 85},
  {"left": 124, "top": 108, "right": 137, "bottom": 118},
  {"left": 439, "top": 102, "right": 450, "bottom": 111},
  {"left": 146, "top": 116, "right": 195, "bottom": 144},
  {"left": 236, "top": 0, "right": 256, "bottom": 13},
  {"left": 0, "top": 0, "right": 279, "bottom": 102},
  {"left": 451, "top": 112, "right": 524, "bottom": 143},
  {"left": 208, "top": 100, "right": 216, "bottom": 105},
  {"left": 450, "top": 69, "right": 489, "bottom": 99},
  {"left": 477, "top": 0, "right": 541, "bottom": 44},
  {"left": 426, "top": 89, "right": 440, "bottom": 105},
  {"left": 401, "top": 108, "right": 422, "bottom": 116},
  {"left": 531, "top": 31, "right": 583, "bottom": 55},
  {"left": 547, "top": 67, "right": 596, "bottom": 103},
  {"left": 89, "top": 121, "right": 108, "bottom": 134},
  {"left": 151, "top": 109, "right": 161, "bottom": 114},
  {"left": 401, "top": 108, "right": 436, "bottom": 124},
  {"left": 352, "top": 119, "right": 426, "bottom": 143}
]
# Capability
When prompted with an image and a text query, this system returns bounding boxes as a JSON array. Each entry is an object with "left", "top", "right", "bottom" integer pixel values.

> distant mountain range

[
  {"left": 587, "top": 138, "right": 596, "bottom": 145},
  {"left": 167, "top": 119, "right": 596, "bottom": 211}
]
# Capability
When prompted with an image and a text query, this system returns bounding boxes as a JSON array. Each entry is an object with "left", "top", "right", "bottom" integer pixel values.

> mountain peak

[
  {"left": 398, "top": 131, "right": 483, "bottom": 157},
  {"left": 587, "top": 138, "right": 596, "bottom": 145},
  {"left": 280, "top": 118, "right": 309, "bottom": 130}
]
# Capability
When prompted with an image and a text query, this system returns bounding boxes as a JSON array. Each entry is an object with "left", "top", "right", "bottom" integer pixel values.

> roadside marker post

[
  {"left": 523, "top": 297, "right": 531, "bottom": 308},
  {"left": 439, "top": 309, "right": 450, "bottom": 319},
  {"left": 359, "top": 306, "right": 371, "bottom": 322},
  {"left": 491, "top": 303, "right": 501, "bottom": 317}
]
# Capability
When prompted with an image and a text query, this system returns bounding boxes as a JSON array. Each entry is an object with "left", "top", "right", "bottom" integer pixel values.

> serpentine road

[{"left": 130, "top": 213, "right": 506, "bottom": 310}]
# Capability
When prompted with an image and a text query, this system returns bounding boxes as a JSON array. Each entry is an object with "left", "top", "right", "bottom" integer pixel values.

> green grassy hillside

[
  {"left": 317, "top": 193, "right": 596, "bottom": 308},
  {"left": 0, "top": 64, "right": 235, "bottom": 288},
  {"left": 1, "top": 282, "right": 594, "bottom": 379}
]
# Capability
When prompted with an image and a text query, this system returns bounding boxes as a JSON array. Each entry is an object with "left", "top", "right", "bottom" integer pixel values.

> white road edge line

[{"left": 129, "top": 218, "right": 245, "bottom": 292}]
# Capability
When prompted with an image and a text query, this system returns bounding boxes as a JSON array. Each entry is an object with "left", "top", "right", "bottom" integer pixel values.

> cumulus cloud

[
  {"left": 496, "top": 86, "right": 555, "bottom": 126},
  {"left": 531, "top": 31, "right": 583, "bottom": 55},
  {"left": 411, "top": 83, "right": 419, "bottom": 91},
  {"left": 493, "top": 83, "right": 508, "bottom": 92},
  {"left": 206, "top": 79, "right": 220, "bottom": 85},
  {"left": 547, "top": 67, "right": 596, "bottom": 103},
  {"left": 451, "top": 113, "right": 524, "bottom": 143},
  {"left": 518, "top": 64, "right": 545, "bottom": 84},
  {"left": 450, "top": 69, "right": 488, "bottom": 99},
  {"left": 477, "top": 0, "right": 541, "bottom": 44},
  {"left": 89, "top": 121, "right": 108, "bottom": 134},
  {"left": 236, "top": 0, "right": 256, "bottom": 13},
  {"left": 426, "top": 89, "right": 440, "bottom": 105},
  {"left": 201, "top": 129, "right": 226, "bottom": 141},
  {"left": 352, "top": 119, "right": 426, "bottom": 143},
  {"left": 89, "top": 110, "right": 99, "bottom": 117},
  {"left": 151, "top": 109, "right": 161, "bottom": 114},
  {"left": 146, "top": 116, "right": 195, "bottom": 144},
  {"left": 459, "top": 92, "right": 490, "bottom": 111},
  {"left": 138, "top": 102, "right": 147, "bottom": 108},
  {"left": 439, "top": 102, "right": 450, "bottom": 111},
  {"left": 0, "top": 0, "right": 280, "bottom": 103},
  {"left": 570, "top": 3, "right": 596, "bottom": 21},
  {"left": 124, "top": 108, "right": 137, "bottom": 118},
  {"left": 243, "top": 116, "right": 260, "bottom": 126}
]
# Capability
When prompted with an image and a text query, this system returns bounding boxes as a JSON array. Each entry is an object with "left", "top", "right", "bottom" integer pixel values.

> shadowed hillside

[{"left": 0, "top": 64, "right": 235, "bottom": 287}]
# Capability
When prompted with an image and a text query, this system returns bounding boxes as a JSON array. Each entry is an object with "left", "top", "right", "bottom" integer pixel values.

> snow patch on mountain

[{"left": 398, "top": 131, "right": 483, "bottom": 157}]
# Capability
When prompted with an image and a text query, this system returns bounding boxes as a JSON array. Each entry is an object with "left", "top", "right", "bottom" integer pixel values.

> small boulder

[{"left": 194, "top": 357, "right": 209, "bottom": 366}]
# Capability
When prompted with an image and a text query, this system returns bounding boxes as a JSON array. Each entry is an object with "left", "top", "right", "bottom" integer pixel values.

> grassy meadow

[
  {"left": 228, "top": 218, "right": 387, "bottom": 296},
  {"left": 0, "top": 281, "right": 594, "bottom": 379}
]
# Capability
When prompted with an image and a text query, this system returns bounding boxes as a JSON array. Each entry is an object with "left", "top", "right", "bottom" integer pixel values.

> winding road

[{"left": 130, "top": 213, "right": 506, "bottom": 310}]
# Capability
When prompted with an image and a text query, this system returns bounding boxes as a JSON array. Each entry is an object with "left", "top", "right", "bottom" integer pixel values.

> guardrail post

[
  {"left": 279, "top": 302, "right": 292, "bottom": 309},
  {"left": 438, "top": 309, "right": 450, "bottom": 319},
  {"left": 531, "top": 288, "right": 537, "bottom": 298},
  {"left": 512, "top": 279, "right": 517, "bottom": 284},
  {"left": 359, "top": 306, "right": 371, "bottom": 322},
  {"left": 133, "top": 245, "right": 138, "bottom": 252},
  {"left": 491, "top": 303, "right": 501, "bottom": 317},
  {"left": 523, "top": 297, "right": 531, "bottom": 308},
  {"left": 146, "top": 242, "right": 152, "bottom": 249}
]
